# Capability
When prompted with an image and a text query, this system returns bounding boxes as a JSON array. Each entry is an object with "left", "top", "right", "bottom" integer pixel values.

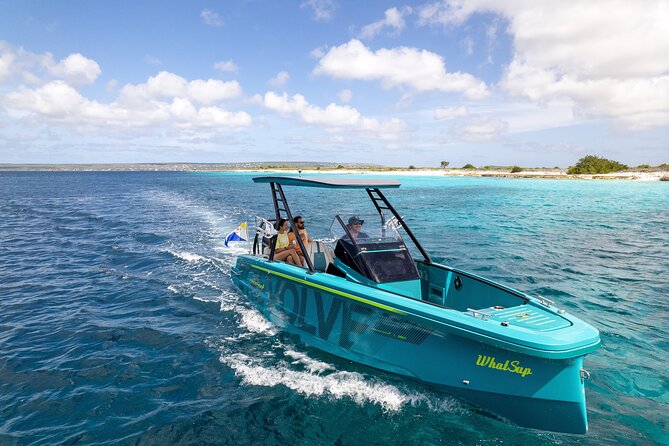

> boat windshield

[{"left": 329, "top": 215, "right": 419, "bottom": 283}]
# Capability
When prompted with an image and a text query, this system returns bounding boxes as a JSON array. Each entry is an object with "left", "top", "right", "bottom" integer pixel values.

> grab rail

[{"left": 467, "top": 308, "right": 492, "bottom": 320}]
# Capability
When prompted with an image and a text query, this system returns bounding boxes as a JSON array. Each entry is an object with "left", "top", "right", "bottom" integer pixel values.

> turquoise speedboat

[{"left": 231, "top": 176, "right": 601, "bottom": 433}]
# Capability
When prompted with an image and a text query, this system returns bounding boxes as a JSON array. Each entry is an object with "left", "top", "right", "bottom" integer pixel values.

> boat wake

[
  {"left": 207, "top": 330, "right": 463, "bottom": 414},
  {"left": 197, "top": 275, "right": 463, "bottom": 415},
  {"left": 164, "top": 249, "right": 207, "bottom": 263}
]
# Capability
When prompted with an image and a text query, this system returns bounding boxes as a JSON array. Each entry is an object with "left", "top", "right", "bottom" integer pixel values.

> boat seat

[
  {"left": 261, "top": 236, "right": 273, "bottom": 258},
  {"left": 304, "top": 241, "right": 334, "bottom": 272}
]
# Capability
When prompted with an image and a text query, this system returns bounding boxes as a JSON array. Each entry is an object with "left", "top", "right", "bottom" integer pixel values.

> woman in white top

[{"left": 274, "top": 219, "right": 301, "bottom": 265}]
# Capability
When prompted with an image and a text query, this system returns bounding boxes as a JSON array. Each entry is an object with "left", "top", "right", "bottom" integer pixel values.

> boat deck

[{"left": 476, "top": 305, "right": 571, "bottom": 331}]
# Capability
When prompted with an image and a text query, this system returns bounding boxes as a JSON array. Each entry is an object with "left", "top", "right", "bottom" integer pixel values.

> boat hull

[{"left": 231, "top": 255, "right": 591, "bottom": 434}]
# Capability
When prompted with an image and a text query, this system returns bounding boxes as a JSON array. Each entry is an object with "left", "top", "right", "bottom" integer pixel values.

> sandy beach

[
  {"left": 1, "top": 164, "right": 667, "bottom": 180},
  {"left": 237, "top": 168, "right": 669, "bottom": 181}
]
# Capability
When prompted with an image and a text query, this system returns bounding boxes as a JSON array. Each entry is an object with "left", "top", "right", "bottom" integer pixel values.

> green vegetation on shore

[{"left": 567, "top": 155, "right": 628, "bottom": 174}]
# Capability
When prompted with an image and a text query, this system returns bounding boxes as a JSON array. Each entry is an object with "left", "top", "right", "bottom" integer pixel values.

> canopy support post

[
  {"left": 269, "top": 182, "right": 315, "bottom": 273},
  {"left": 366, "top": 188, "right": 432, "bottom": 264}
]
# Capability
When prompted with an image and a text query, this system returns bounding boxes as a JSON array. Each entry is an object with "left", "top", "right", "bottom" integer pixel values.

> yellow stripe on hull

[{"left": 250, "top": 264, "right": 406, "bottom": 315}]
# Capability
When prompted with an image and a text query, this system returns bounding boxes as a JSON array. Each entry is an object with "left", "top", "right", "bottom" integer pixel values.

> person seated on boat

[
  {"left": 344, "top": 216, "right": 369, "bottom": 241},
  {"left": 288, "top": 215, "right": 312, "bottom": 266},
  {"left": 334, "top": 216, "right": 370, "bottom": 275},
  {"left": 273, "top": 218, "right": 301, "bottom": 265}
]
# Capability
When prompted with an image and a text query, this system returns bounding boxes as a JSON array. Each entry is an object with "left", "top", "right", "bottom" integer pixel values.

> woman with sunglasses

[{"left": 273, "top": 218, "right": 301, "bottom": 265}]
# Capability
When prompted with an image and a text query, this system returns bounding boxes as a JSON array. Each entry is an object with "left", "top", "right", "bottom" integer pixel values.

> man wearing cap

[
  {"left": 346, "top": 216, "right": 369, "bottom": 241},
  {"left": 334, "top": 216, "right": 370, "bottom": 273}
]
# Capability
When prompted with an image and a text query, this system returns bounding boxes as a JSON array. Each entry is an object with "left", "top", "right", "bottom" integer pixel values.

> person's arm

[{"left": 288, "top": 232, "right": 298, "bottom": 251}]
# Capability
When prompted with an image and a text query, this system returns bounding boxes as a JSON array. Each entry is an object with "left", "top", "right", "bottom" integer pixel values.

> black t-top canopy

[{"left": 252, "top": 176, "right": 400, "bottom": 189}]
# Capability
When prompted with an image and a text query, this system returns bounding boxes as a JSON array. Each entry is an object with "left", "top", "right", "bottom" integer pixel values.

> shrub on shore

[
  {"left": 567, "top": 155, "right": 628, "bottom": 174},
  {"left": 462, "top": 163, "right": 476, "bottom": 169},
  {"left": 510, "top": 166, "right": 523, "bottom": 173}
]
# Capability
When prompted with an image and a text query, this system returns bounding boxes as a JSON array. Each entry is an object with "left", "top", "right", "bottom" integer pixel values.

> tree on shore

[
  {"left": 440, "top": 161, "right": 450, "bottom": 168},
  {"left": 567, "top": 155, "right": 628, "bottom": 174}
]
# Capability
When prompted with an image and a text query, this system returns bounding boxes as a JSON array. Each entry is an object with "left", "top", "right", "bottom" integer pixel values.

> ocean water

[{"left": 0, "top": 172, "right": 667, "bottom": 446}]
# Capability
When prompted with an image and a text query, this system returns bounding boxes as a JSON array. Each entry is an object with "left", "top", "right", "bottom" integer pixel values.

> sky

[{"left": 0, "top": 0, "right": 668, "bottom": 167}]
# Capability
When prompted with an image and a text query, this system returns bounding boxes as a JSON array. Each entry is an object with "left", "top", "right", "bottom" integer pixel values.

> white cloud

[
  {"left": 419, "top": 0, "right": 669, "bottom": 130},
  {"left": 117, "top": 71, "right": 242, "bottom": 106},
  {"left": 434, "top": 105, "right": 469, "bottom": 120},
  {"left": 452, "top": 116, "right": 508, "bottom": 142},
  {"left": 214, "top": 60, "right": 238, "bottom": 72},
  {"left": 188, "top": 79, "right": 243, "bottom": 105},
  {"left": 6, "top": 81, "right": 88, "bottom": 117},
  {"left": 268, "top": 71, "right": 290, "bottom": 87},
  {"left": 0, "top": 42, "right": 100, "bottom": 86},
  {"left": 2, "top": 57, "right": 252, "bottom": 137},
  {"left": 338, "top": 89, "right": 352, "bottom": 103},
  {"left": 0, "top": 46, "right": 16, "bottom": 82},
  {"left": 145, "top": 54, "right": 162, "bottom": 66},
  {"left": 314, "top": 39, "right": 489, "bottom": 99},
  {"left": 47, "top": 53, "right": 100, "bottom": 85},
  {"left": 4, "top": 80, "right": 252, "bottom": 130},
  {"left": 359, "top": 7, "right": 413, "bottom": 40},
  {"left": 460, "top": 36, "right": 474, "bottom": 56},
  {"left": 485, "top": 19, "right": 499, "bottom": 64},
  {"left": 262, "top": 91, "right": 407, "bottom": 140},
  {"left": 106, "top": 79, "right": 118, "bottom": 91},
  {"left": 200, "top": 9, "right": 223, "bottom": 27},
  {"left": 499, "top": 101, "right": 581, "bottom": 134},
  {"left": 310, "top": 46, "right": 328, "bottom": 59},
  {"left": 301, "top": 0, "right": 337, "bottom": 22}
]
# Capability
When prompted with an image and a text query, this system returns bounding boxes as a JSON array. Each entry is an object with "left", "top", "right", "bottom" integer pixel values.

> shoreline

[
  {"left": 0, "top": 164, "right": 667, "bottom": 181},
  {"left": 242, "top": 168, "right": 669, "bottom": 181}
]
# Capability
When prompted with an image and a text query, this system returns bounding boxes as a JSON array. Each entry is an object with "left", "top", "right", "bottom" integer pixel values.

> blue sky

[{"left": 1, "top": 0, "right": 668, "bottom": 167}]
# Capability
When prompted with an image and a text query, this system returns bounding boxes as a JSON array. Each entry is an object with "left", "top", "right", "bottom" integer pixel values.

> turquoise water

[{"left": 0, "top": 172, "right": 667, "bottom": 445}]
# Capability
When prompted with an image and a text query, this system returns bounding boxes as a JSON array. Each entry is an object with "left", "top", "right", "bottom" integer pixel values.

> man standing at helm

[{"left": 288, "top": 215, "right": 312, "bottom": 266}]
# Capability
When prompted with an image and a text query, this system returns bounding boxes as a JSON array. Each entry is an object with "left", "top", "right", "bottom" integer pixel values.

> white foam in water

[
  {"left": 145, "top": 190, "right": 230, "bottom": 237},
  {"left": 189, "top": 286, "right": 276, "bottom": 336},
  {"left": 204, "top": 305, "right": 465, "bottom": 416},
  {"left": 222, "top": 352, "right": 407, "bottom": 412},
  {"left": 284, "top": 349, "right": 335, "bottom": 374},
  {"left": 238, "top": 307, "right": 278, "bottom": 335},
  {"left": 165, "top": 249, "right": 206, "bottom": 263},
  {"left": 213, "top": 244, "right": 250, "bottom": 256},
  {"left": 402, "top": 389, "right": 462, "bottom": 413},
  {"left": 201, "top": 288, "right": 462, "bottom": 415}
]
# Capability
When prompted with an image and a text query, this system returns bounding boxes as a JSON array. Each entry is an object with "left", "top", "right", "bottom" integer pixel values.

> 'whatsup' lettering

[{"left": 476, "top": 355, "right": 533, "bottom": 378}]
